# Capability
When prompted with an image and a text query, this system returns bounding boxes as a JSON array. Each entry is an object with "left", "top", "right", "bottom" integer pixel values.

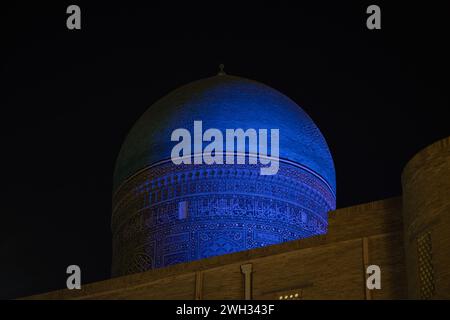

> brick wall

[
  {"left": 402, "top": 137, "right": 450, "bottom": 299},
  {"left": 26, "top": 197, "right": 407, "bottom": 300}
]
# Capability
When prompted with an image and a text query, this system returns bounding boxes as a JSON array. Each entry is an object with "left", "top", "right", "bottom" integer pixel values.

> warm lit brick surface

[
  {"left": 24, "top": 137, "right": 450, "bottom": 300},
  {"left": 402, "top": 137, "right": 450, "bottom": 299}
]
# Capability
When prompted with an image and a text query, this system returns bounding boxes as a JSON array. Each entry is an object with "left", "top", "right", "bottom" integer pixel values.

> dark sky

[{"left": 1, "top": 2, "right": 449, "bottom": 299}]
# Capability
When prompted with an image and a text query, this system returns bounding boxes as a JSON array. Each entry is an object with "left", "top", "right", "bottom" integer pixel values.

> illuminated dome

[{"left": 112, "top": 73, "right": 336, "bottom": 276}]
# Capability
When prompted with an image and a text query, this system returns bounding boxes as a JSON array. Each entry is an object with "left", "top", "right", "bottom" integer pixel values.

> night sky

[{"left": 1, "top": 2, "right": 449, "bottom": 299}]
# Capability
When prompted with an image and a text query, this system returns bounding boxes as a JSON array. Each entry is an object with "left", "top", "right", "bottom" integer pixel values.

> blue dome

[
  {"left": 114, "top": 75, "right": 336, "bottom": 194},
  {"left": 111, "top": 74, "right": 336, "bottom": 275}
]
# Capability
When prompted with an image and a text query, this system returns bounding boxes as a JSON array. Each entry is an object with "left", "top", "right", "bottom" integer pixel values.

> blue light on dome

[{"left": 111, "top": 75, "right": 336, "bottom": 275}]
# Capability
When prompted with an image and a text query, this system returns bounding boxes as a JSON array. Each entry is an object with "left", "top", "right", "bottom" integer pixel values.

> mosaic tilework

[{"left": 111, "top": 160, "right": 336, "bottom": 276}]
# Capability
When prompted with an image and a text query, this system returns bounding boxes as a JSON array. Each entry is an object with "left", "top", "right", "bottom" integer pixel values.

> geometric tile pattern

[
  {"left": 111, "top": 160, "right": 336, "bottom": 276},
  {"left": 417, "top": 231, "right": 435, "bottom": 300}
]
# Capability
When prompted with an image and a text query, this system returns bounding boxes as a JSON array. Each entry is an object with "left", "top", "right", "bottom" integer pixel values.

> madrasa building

[{"left": 27, "top": 71, "right": 450, "bottom": 300}]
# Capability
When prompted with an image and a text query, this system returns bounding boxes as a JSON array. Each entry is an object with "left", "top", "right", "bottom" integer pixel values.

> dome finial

[{"left": 218, "top": 64, "right": 226, "bottom": 75}]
